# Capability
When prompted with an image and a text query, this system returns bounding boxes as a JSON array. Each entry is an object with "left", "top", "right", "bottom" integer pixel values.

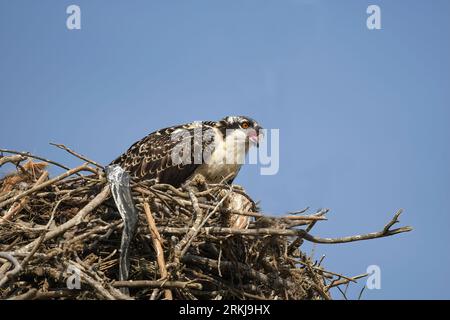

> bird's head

[{"left": 217, "top": 116, "right": 263, "bottom": 147}]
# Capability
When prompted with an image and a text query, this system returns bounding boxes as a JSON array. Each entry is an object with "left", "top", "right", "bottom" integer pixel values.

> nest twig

[{"left": 0, "top": 146, "right": 412, "bottom": 300}]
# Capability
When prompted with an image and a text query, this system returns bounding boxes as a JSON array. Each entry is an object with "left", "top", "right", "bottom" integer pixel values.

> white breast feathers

[{"left": 194, "top": 128, "right": 249, "bottom": 184}]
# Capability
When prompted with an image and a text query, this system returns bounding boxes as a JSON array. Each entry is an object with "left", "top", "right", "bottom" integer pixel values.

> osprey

[{"left": 111, "top": 116, "right": 262, "bottom": 187}]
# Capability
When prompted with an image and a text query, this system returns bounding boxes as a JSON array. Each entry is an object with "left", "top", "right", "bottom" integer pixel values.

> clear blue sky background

[{"left": 1, "top": 0, "right": 449, "bottom": 299}]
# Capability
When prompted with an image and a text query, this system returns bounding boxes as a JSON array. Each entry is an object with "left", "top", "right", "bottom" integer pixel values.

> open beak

[
  {"left": 249, "top": 135, "right": 259, "bottom": 145},
  {"left": 248, "top": 126, "right": 263, "bottom": 147}
]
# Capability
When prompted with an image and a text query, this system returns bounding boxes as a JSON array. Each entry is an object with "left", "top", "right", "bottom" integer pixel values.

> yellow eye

[{"left": 241, "top": 121, "right": 250, "bottom": 129}]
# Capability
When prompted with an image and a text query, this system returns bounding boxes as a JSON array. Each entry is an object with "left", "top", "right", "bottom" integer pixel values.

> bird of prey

[{"left": 110, "top": 116, "right": 262, "bottom": 187}]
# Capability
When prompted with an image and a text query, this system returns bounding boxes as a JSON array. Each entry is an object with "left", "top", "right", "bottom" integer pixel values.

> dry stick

[
  {"left": 206, "top": 183, "right": 255, "bottom": 202},
  {"left": 182, "top": 254, "right": 293, "bottom": 289},
  {"left": 66, "top": 261, "right": 116, "bottom": 300},
  {"left": 187, "top": 268, "right": 255, "bottom": 299},
  {"left": 7, "top": 288, "right": 38, "bottom": 300},
  {"left": 292, "top": 259, "right": 363, "bottom": 290},
  {"left": 149, "top": 289, "right": 160, "bottom": 300},
  {"left": 50, "top": 142, "right": 104, "bottom": 169},
  {"left": 1, "top": 198, "right": 26, "bottom": 222},
  {"left": 287, "top": 209, "right": 328, "bottom": 254},
  {"left": 179, "top": 188, "right": 232, "bottom": 259},
  {"left": 65, "top": 221, "right": 122, "bottom": 246},
  {"left": 299, "top": 209, "right": 412, "bottom": 244},
  {"left": 25, "top": 290, "right": 77, "bottom": 300},
  {"left": 174, "top": 187, "right": 205, "bottom": 260},
  {"left": 0, "top": 189, "right": 109, "bottom": 283},
  {"left": 383, "top": 209, "right": 404, "bottom": 233},
  {"left": 19, "top": 198, "right": 60, "bottom": 270},
  {"left": 0, "top": 149, "right": 72, "bottom": 172},
  {"left": 112, "top": 280, "right": 202, "bottom": 290},
  {"left": 283, "top": 220, "right": 321, "bottom": 228},
  {"left": 0, "top": 191, "right": 14, "bottom": 203},
  {"left": 151, "top": 182, "right": 250, "bottom": 202},
  {"left": 160, "top": 226, "right": 322, "bottom": 236},
  {"left": 143, "top": 202, "right": 173, "bottom": 300},
  {"left": 288, "top": 207, "right": 310, "bottom": 215},
  {"left": 326, "top": 273, "right": 368, "bottom": 289},
  {"left": 310, "top": 280, "right": 331, "bottom": 300},
  {"left": 0, "top": 252, "right": 21, "bottom": 288},
  {"left": 293, "top": 253, "right": 331, "bottom": 300},
  {"left": 133, "top": 188, "right": 325, "bottom": 221},
  {"left": 68, "top": 260, "right": 131, "bottom": 300},
  {"left": 159, "top": 210, "right": 412, "bottom": 243},
  {"left": 0, "top": 155, "right": 27, "bottom": 167},
  {"left": 0, "top": 163, "right": 92, "bottom": 210},
  {"left": 19, "top": 185, "right": 110, "bottom": 253},
  {"left": 0, "top": 170, "right": 49, "bottom": 223},
  {"left": 291, "top": 260, "right": 359, "bottom": 283},
  {"left": 0, "top": 221, "right": 50, "bottom": 288}
]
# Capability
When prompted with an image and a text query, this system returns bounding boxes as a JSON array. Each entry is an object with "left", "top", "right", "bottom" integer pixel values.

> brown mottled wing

[{"left": 110, "top": 122, "right": 216, "bottom": 187}]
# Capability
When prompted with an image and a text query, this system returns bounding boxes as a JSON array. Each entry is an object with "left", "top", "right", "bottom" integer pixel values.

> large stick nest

[{"left": 0, "top": 148, "right": 412, "bottom": 300}]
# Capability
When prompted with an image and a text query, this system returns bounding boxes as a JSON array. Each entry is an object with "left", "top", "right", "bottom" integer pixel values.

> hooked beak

[{"left": 248, "top": 126, "right": 263, "bottom": 147}]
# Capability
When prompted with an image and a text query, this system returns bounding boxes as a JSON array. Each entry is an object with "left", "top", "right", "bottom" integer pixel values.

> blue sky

[{"left": 1, "top": 0, "right": 449, "bottom": 299}]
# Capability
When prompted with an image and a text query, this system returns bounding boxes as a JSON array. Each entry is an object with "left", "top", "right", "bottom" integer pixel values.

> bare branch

[
  {"left": 112, "top": 280, "right": 202, "bottom": 290},
  {"left": 0, "top": 163, "right": 93, "bottom": 210},
  {"left": 0, "top": 155, "right": 27, "bottom": 167},
  {"left": 0, "top": 149, "right": 72, "bottom": 171},
  {"left": 50, "top": 143, "right": 104, "bottom": 170},
  {"left": 143, "top": 202, "right": 172, "bottom": 300}
]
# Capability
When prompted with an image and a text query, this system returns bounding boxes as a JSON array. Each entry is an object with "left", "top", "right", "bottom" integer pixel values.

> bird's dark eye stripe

[{"left": 228, "top": 122, "right": 241, "bottom": 129}]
